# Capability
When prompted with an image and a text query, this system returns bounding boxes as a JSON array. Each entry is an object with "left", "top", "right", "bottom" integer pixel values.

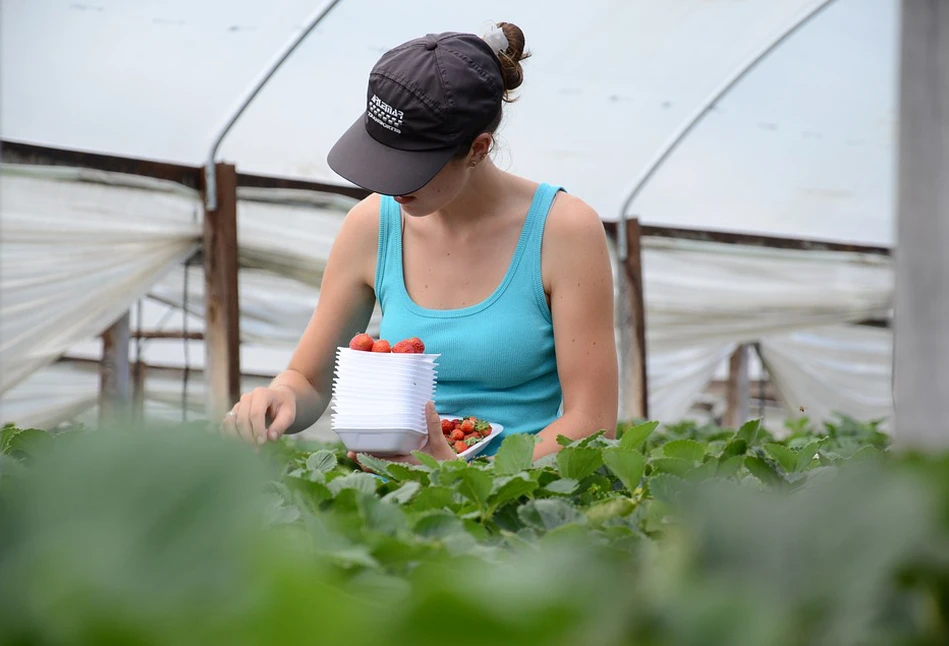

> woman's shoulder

[{"left": 545, "top": 188, "right": 605, "bottom": 242}]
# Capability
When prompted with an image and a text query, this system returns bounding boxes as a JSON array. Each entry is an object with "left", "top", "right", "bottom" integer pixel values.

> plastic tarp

[
  {"left": 1, "top": 0, "right": 895, "bottom": 238},
  {"left": 0, "top": 0, "right": 900, "bottom": 429},
  {"left": 640, "top": 238, "right": 893, "bottom": 425},
  {"left": 0, "top": 166, "right": 895, "bottom": 431},
  {"left": 0, "top": 165, "right": 200, "bottom": 395}
]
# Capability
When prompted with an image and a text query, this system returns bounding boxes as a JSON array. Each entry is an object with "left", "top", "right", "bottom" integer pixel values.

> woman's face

[
  {"left": 391, "top": 134, "right": 492, "bottom": 216},
  {"left": 392, "top": 156, "right": 469, "bottom": 217}
]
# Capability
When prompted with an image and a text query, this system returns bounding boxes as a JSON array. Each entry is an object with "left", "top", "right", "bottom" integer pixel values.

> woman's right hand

[{"left": 221, "top": 386, "right": 297, "bottom": 445}]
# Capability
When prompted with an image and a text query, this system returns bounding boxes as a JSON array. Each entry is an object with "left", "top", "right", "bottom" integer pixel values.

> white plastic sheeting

[
  {"left": 1, "top": 0, "right": 895, "bottom": 238},
  {"left": 0, "top": 166, "right": 896, "bottom": 430},
  {"left": 0, "top": 166, "right": 200, "bottom": 395},
  {"left": 761, "top": 325, "right": 894, "bottom": 430},
  {"left": 0, "top": 0, "right": 901, "bottom": 429},
  {"left": 641, "top": 238, "right": 893, "bottom": 425}
]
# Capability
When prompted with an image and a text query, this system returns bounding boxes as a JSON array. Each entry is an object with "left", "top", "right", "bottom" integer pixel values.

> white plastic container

[{"left": 334, "top": 428, "right": 428, "bottom": 456}]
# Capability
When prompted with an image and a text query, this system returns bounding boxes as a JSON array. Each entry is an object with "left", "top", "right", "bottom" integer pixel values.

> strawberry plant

[{"left": 1, "top": 415, "right": 948, "bottom": 646}]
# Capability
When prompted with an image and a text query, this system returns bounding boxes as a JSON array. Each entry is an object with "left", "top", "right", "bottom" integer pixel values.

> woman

[{"left": 222, "top": 22, "right": 618, "bottom": 463}]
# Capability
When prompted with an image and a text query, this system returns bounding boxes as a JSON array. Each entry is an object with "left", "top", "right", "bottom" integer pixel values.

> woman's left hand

[{"left": 348, "top": 401, "right": 458, "bottom": 468}]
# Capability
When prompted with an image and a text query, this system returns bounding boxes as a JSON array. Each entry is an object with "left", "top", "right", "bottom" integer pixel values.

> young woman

[{"left": 222, "top": 22, "right": 618, "bottom": 463}]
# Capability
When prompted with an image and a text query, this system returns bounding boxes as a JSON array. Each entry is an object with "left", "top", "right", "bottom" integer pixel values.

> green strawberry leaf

[
  {"left": 327, "top": 472, "right": 380, "bottom": 497},
  {"left": 305, "top": 450, "right": 338, "bottom": 474},
  {"left": 381, "top": 481, "right": 422, "bottom": 505},
  {"left": 763, "top": 443, "right": 799, "bottom": 473},
  {"left": 619, "top": 421, "right": 659, "bottom": 451},
  {"left": 601, "top": 448, "right": 646, "bottom": 493},
  {"left": 556, "top": 447, "right": 604, "bottom": 481},
  {"left": 543, "top": 478, "right": 580, "bottom": 495},
  {"left": 410, "top": 451, "right": 440, "bottom": 470},
  {"left": 494, "top": 433, "right": 538, "bottom": 476},
  {"left": 517, "top": 499, "right": 586, "bottom": 531},
  {"left": 662, "top": 439, "right": 707, "bottom": 463}
]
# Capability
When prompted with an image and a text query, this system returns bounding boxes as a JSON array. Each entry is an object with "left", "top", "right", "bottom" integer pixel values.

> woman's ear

[{"left": 471, "top": 133, "right": 493, "bottom": 160}]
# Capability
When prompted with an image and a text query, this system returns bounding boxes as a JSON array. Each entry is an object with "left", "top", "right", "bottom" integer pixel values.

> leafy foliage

[{"left": 2, "top": 415, "right": 948, "bottom": 645}]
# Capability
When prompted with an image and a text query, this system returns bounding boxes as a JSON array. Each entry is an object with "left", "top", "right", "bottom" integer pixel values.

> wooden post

[
  {"left": 612, "top": 219, "right": 649, "bottom": 421},
  {"left": 201, "top": 162, "right": 241, "bottom": 422},
  {"left": 99, "top": 311, "right": 131, "bottom": 428},
  {"left": 724, "top": 344, "right": 749, "bottom": 429},
  {"left": 893, "top": 0, "right": 949, "bottom": 449},
  {"left": 132, "top": 360, "right": 147, "bottom": 426}
]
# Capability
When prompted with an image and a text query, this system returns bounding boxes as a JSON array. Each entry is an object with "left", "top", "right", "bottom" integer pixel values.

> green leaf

[
  {"left": 687, "top": 460, "right": 719, "bottom": 481},
  {"left": 489, "top": 472, "right": 539, "bottom": 509},
  {"left": 517, "top": 499, "right": 586, "bottom": 531},
  {"left": 543, "top": 478, "right": 580, "bottom": 495},
  {"left": 574, "top": 429, "right": 609, "bottom": 448},
  {"left": 441, "top": 467, "right": 493, "bottom": 509},
  {"left": 648, "top": 473, "right": 686, "bottom": 505},
  {"left": 413, "top": 511, "right": 466, "bottom": 540},
  {"left": 585, "top": 498, "right": 635, "bottom": 526},
  {"left": 601, "top": 448, "right": 646, "bottom": 493},
  {"left": 354, "top": 453, "right": 394, "bottom": 478},
  {"left": 305, "top": 450, "right": 337, "bottom": 474},
  {"left": 737, "top": 418, "right": 762, "bottom": 445},
  {"left": 410, "top": 451, "right": 440, "bottom": 470},
  {"left": 493, "top": 433, "right": 538, "bottom": 475},
  {"left": 556, "top": 447, "right": 604, "bottom": 481},
  {"left": 327, "top": 472, "right": 379, "bottom": 497},
  {"left": 0, "top": 426, "right": 53, "bottom": 460},
  {"left": 763, "top": 443, "right": 799, "bottom": 473},
  {"left": 381, "top": 481, "right": 422, "bottom": 505},
  {"left": 794, "top": 440, "right": 823, "bottom": 471},
  {"left": 358, "top": 493, "right": 408, "bottom": 535},
  {"left": 721, "top": 438, "right": 748, "bottom": 459},
  {"left": 619, "top": 421, "right": 659, "bottom": 450},
  {"left": 387, "top": 463, "right": 430, "bottom": 485},
  {"left": 745, "top": 455, "right": 785, "bottom": 487},
  {"left": 662, "top": 439, "right": 707, "bottom": 463},
  {"left": 556, "top": 434, "right": 574, "bottom": 448},
  {"left": 716, "top": 455, "right": 745, "bottom": 478},
  {"left": 650, "top": 457, "right": 693, "bottom": 478},
  {"left": 408, "top": 486, "right": 457, "bottom": 512}
]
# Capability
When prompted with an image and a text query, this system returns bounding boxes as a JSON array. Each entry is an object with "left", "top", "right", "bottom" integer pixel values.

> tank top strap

[
  {"left": 374, "top": 195, "right": 402, "bottom": 305},
  {"left": 517, "top": 182, "right": 564, "bottom": 321}
]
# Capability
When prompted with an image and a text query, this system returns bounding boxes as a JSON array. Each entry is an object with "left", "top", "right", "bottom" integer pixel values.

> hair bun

[{"left": 496, "top": 21, "right": 529, "bottom": 102}]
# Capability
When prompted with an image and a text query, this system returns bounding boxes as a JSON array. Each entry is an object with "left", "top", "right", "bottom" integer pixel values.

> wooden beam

[
  {"left": 99, "top": 312, "right": 131, "bottom": 428},
  {"left": 892, "top": 0, "right": 949, "bottom": 449},
  {"left": 606, "top": 220, "right": 649, "bottom": 421},
  {"left": 131, "top": 330, "right": 204, "bottom": 340},
  {"left": 723, "top": 345, "right": 750, "bottom": 429},
  {"left": 1, "top": 139, "right": 369, "bottom": 200},
  {"left": 638, "top": 223, "right": 891, "bottom": 256},
  {"left": 201, "top": 163, "right": 241, "bottom": 421}
]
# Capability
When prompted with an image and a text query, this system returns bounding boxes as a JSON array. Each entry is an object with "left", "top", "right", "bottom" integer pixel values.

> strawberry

[
  {"left": 406, "top": 337, "right": 425, "bottom": 353},
  {"left": 349, "top": 333, "right": 374, "bottom": 352},
  {"left": 460, "top": 419, "right": 475, "bottom": 433},
  {"left": 441, "top": 419, "right": 454, "bottom": 433},
  {"left": 449, "top": 429, "right": 465, "bottom": 442},
  {"left": 371, "top": 339, "right": 391, "bottom": 353},
  {"left": 453, "top": 441, "right": 468, "bottom": 453},
  {"left": 391, "top": 340, "right": 416, "bottom": 353}
]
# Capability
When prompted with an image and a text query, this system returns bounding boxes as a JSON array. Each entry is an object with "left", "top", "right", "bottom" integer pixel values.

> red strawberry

[
  {"left": 349, "top": 333, "right": 374, "bottom": 352},
  {"left": 391, "top": 340, "right": 415, "bottom": 353},
  {"left": 406, "top": 337, "right": 425, "bottom": 353},
  {"left": 453, "top": 441, "right": 468, "bottom": 453},
  {"left": 449, "top": 429, "right": 465, "bottom": 442},
  {"left": 371, "top": 339, "right": 391, "bottom": 353},
  {"left": 460, "top": 419, "right": 475, "bottom": 433},
  {"left": 441, "top": 419, "right": 454, "bottom": 433}
]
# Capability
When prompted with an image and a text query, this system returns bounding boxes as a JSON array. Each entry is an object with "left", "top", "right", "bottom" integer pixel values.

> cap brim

[{"left": 327, "top": 115, "right": 457, "bottom": 196}]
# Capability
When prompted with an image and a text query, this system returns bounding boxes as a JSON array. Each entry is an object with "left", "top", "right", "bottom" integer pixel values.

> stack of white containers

[{"left": 331, "top": 347, "right": 440, "bottom": 455}]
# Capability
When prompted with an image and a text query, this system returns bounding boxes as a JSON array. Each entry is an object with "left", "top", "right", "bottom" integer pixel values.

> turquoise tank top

[{"left": 375, "top": 183, "right": 564, "bottom": 456}]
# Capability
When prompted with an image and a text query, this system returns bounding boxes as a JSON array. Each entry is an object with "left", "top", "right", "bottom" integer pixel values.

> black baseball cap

[{"left": 327, "top": 31, "right": 505, "bottom": 196}]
